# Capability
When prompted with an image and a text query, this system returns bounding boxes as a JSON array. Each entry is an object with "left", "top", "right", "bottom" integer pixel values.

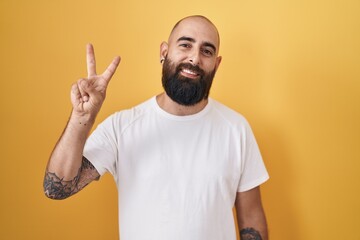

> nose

[{"left": 188, "top": 49, "right": 200, "bottom": 66}]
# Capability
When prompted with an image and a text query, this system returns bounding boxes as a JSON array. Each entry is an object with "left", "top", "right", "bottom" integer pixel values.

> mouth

[{"left": 180, "top": 68, "right": 200, "bottom": 79}]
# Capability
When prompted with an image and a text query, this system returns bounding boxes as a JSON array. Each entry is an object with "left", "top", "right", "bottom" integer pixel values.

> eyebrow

[{"left": 177, "top": 36, "right": 217, "bottom": 53}]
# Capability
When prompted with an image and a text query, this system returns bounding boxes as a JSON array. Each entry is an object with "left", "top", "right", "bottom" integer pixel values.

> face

[{"left": 160, "top": 17, "right": 222, "bottom": 106}]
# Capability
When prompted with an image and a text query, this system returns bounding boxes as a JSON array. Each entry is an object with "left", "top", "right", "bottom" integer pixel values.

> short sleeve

[
  {"left": 237, "top": 120, "right": 269, "bottom": 192},
  {"left": 83, "top": 115, "right": 118, "bottom": 178}
]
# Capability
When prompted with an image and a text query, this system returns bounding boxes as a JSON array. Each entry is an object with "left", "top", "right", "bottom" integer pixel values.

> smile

[{"left": 181, "top": 68, "right": 200, "bottom": 78}]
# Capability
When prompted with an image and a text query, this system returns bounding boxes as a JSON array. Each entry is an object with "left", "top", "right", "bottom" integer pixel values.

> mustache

[{"left": 175, "top": 63, "right": 205, "bottom": 76}]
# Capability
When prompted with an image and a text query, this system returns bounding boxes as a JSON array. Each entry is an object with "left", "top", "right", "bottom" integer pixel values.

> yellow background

[{"left": 1, "top": 0, "right": 359, "bottom": 239}]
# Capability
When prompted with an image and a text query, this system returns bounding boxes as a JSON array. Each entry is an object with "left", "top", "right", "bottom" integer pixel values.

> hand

[{"left": 71, "top": 44, "right": 121, "bottom": 119}]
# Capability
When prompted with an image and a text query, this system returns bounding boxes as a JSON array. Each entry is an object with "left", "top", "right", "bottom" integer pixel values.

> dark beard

[{"left": 161, "top": 57, "right": 216, "bottom": 106}]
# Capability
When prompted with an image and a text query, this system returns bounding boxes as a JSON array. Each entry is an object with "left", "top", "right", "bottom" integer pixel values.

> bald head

[
  {"left": 170, "top": 16, "right": 219, "bottom": 36},
  {"left": 159, "top": 15, "right": 222, "bottom": 81},
  {"left": 168, "top": 15, "right": 220, "bottom": 55}
]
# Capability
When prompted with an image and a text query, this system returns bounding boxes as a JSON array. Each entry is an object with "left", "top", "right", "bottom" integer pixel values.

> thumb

[{"left": 78, "top": 79, "right": 91, "bottom": 102}]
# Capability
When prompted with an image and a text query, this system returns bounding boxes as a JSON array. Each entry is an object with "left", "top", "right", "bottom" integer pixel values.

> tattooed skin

[
  {"left": 43, "top": 156, "right": 100, "bottom": 199},
  {"left": 240, "top": 228, "right": 263, "bottom": 240}
]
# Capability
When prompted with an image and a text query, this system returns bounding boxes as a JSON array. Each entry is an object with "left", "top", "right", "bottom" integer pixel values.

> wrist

[{"left": 69, "top": 110, "right": 96, "bottom": 128}]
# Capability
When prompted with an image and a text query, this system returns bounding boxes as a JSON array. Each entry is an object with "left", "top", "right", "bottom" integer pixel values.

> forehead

[{"left": 169, "top": 17, "right": 220, "bottom": 51}]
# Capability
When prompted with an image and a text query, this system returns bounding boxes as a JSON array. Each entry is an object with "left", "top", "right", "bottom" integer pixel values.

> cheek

[
  {"left": 168, "top": 48, "right": 188, "bottom": 61},
  {"left": 203, "top": 61, "right": 217, "bottom": 73}
]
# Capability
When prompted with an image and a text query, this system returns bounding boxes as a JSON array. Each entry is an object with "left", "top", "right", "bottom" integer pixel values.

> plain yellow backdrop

[{"left": 0, "top": 0, "right": 359, "bottom": 239}]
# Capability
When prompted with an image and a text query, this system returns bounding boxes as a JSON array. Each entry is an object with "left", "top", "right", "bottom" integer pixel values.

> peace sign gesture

[{"left": 71, "top": 44, "right": 121, "bottom": 119}]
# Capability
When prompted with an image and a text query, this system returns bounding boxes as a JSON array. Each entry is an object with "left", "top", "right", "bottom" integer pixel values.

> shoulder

[
  {"left": 209, "top": 98, "right": 250, "bottom": 128},
  {"left": 98, "top": 97, "right": 156, "bottom": 133}
]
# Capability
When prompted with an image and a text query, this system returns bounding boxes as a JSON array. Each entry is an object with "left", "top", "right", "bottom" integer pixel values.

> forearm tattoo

[
  {"left": 240, "top": 227, "right": 263, "bottom": 240},
  {"left": 43, "top": 156, "right": 100, "bottom": 199}
]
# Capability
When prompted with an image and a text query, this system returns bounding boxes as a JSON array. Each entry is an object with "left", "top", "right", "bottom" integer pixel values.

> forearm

[
  {"left": 238, "top": 213, "right": 268, "bottom": 240},
  {"left": 44, "top": 111, "right": 96, "bottom": 198},
  {"left": 235, "top": 187, "right": 268, "bottom": 240}
]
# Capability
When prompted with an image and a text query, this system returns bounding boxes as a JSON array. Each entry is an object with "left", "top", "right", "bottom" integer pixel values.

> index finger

[
  {"left": 86, "top": 43, "right": 97, "bottom": 77},
  {"left": 101, "top": 56, "right": 121, "bottom": 83}
]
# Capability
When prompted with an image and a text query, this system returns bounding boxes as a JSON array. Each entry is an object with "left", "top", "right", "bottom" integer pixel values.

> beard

[{"left": 161, "top": 57, "right": 216, "bottom": 106}]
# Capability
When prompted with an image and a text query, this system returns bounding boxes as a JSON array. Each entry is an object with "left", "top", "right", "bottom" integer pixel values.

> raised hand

[{"left": 71, "top": 44, "right": 121, "bottom": 119}]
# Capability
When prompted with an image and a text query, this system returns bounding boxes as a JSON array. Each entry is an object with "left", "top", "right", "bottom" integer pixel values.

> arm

[
  {"left": 44, "top": 156, "right": 100, "bottom": 199},
  {"left": 235, "top": 186, "right": 268, "bottom": 240},
  {"left": 44, "top": 44, "right": 120, "bottom": 199}
]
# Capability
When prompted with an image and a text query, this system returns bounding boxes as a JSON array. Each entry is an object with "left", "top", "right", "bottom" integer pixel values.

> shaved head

[
  {"left": 169, "top": 15, "right": 220, "bottom": 54},
  {"left": 170, "top": 15, "right": 218, "bottom": 34}
]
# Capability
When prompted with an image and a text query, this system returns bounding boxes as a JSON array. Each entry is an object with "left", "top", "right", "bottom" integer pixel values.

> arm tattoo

[
  {"left": 240, "top": 228, "right": 263, "bottom": 240},
  {"left": 43, "top": 156, "right": 100, "bottom": 199}
]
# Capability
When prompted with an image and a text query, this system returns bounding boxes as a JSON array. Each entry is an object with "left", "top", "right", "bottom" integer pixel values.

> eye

[
  {"left": 201, "top": 48, "right": 214, "bottom": 57},
  {"left": 179, "top": 43, "right": 191, "bottom": 48}
]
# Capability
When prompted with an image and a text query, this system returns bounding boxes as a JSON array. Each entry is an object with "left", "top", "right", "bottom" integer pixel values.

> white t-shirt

[{"left": 84, "top": 97, "right": 269, "bottom": 240}]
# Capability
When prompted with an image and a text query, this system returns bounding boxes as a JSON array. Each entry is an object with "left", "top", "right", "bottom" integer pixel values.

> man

[{"left": 44, "top": 15, "right": 269, "bottom": 240}]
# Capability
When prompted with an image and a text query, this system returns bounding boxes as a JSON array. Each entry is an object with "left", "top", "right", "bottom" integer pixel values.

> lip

[{"left": 180, "top": 68, "right": 200, "bottom": 79}]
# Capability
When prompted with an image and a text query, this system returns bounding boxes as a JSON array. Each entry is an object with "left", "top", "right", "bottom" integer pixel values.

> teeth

[{"left": 182, "top": 69, "right": 197, "bottom": 75}]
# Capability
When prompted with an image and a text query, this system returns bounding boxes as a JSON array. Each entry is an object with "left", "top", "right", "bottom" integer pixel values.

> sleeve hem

[
  {"left": 83, "top": 153, "right": 107, "bottom": 177},
  {"left": 237, "top": 174, "right": 269, "bottom": 192}
]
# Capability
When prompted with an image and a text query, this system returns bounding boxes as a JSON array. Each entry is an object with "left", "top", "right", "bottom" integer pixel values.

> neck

[{"left": 156, "top": 92, "right": 208, "bottom": 116}]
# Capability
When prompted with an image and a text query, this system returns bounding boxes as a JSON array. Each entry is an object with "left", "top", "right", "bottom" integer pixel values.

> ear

[
  {"left": 160, "top": 41, "right": 168, "bottom": 61},
  {"left": 214, "top": 56, "right": 222, "bottom": 72}
]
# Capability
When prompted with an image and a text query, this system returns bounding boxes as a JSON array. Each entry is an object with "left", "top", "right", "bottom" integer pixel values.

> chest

[{"left": 118, "top": 119, "right": 241, "bottom": 194}]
